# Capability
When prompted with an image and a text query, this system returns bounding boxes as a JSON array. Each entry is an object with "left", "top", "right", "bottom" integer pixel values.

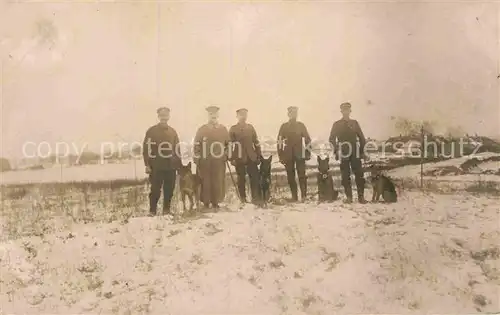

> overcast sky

[{"left": 1, "top": 1, "right": 499, "bottom": 158}]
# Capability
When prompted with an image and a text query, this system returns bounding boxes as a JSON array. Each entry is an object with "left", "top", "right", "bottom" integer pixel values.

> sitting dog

[
  {"left": 178, "top": 162, "right": 201, "bottom": 211},
  {"left": 316, "top": 156, "right": 339, "bottom": 202},
  {"left": 369, "top": 165, "right": 398, "bottom": 203},
  {"left": 259, "top": 156, "right": 273, "bottom": 207}
]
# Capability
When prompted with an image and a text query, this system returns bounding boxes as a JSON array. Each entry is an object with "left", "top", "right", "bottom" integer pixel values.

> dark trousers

[
  {"left": 284, "top": 158, "right": 307, "bottom": 200},
  {"left": 339, "top": 155, "right": 365, "bottom": 199},
  {"left": 235, "top": 161, "right": 261, "bottom": 203},
  {"left": 149, "top": 169, "right": 177, "bottom": 214}
]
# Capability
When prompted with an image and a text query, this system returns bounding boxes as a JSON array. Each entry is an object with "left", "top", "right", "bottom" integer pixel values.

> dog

[
  {"left": 368, "top": 165, "right": 398, "bottom": 203},
  {"left": 316, "top": 156, "right": 339, "bottom": 202},
  {"left": 178, "top": 162, "right": 201, "bottom": 211},
  {"left": 259, "top": 155, "right": 273, "bottom": 207}
]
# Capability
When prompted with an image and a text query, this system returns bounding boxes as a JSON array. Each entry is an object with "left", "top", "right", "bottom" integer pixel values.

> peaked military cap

[
  {"left": 236, "top": 108, "right": 248, "bottom": 114},
  {"left": 287, "top": 106, "right": 298, "bottom": 112},
  {"left": 340, "top": 102, "right": 352, "bottom": 109},
  {"left": 206, "top": 105, "right": 220, "bottom": 113},
  {"left": 156, "top": 106, "right": 170, "bottom": 114}
]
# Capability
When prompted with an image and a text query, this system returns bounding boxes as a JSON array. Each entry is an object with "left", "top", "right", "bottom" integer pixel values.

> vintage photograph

[{"left": 0, "top": 0, "right": 499, "bottom": 313}]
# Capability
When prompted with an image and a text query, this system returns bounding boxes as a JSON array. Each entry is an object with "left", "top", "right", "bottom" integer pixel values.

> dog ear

[
  {"left": 268, "top": 155, "right": 273, "bottom": 162},
  {"left": 187, "top": 161, "right": 191, "bottom": 168},
  {"left": 317, "top": 155, "right": 321, "bottom": 163}
]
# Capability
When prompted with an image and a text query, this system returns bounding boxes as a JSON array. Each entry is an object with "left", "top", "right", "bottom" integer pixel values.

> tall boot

[
  {"left": 299, "top": 178, "right": 307, "bottom": 202},
  {"left": 342, "top": 179, "right": 353, "bottom": 203},
  {"left": 238, "top": 186, "right": 247, "bottom": 203},
  {"left": 356, "top": 177, "right": 367, "bottom": 204},
  {"left": 286, "top": 164, "right": 299, "bottom": 202},
  {"left": 162, "top": 171, "right": 176, "bottom": 214},
  {"left": 249, "top": 171, "right": 261, "bottom": 205},
  {"left": 236, "top": 170, "right": 247, "bottom": 203},
  {"left": 148, "top": 173, "right": 161, "bottom": 216},
  {"left": 163, "top": 201, "right": 171, "bottom": 214},
  {"left": 290, "top": 183, "right": 299, "bottom": 201},
  {"left": 149, "top": 195, "right": 158, "bottom": 216}
]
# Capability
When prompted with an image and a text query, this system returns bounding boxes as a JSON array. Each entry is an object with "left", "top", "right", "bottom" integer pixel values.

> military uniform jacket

[
  {"left": 142, "top": 123, "right": 181, "bottom": 171},
  {"left": 277, "top": 120, "right": 312, "bottom": 162},
  {"left": 329, "top": 118, "right": 366, "bottom": 157},
  {"left": 229, "top": 122, "right": 262, "bottom": 164}
]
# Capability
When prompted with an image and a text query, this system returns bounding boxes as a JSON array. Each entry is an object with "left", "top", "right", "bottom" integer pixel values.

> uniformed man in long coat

[
  {"left": 228, "top": 108, "right": 262, "bottom": 204},
  {"left": 329, "top": 102, "right": 367, "bottom": 203},
  {"left": 277, "top": 106, "right": 312, "bottom": 202},
  {"left": 193, "top": 105, "right": 230, "bottom": 209},
  {"left": 142, "top": 107, "right": 181, "bottom": 216}
]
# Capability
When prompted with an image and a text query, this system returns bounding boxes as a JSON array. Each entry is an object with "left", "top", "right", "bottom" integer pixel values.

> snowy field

[
  {"left": 0, "top": 161, "right": 145, "bottom": 185},
  {"left": 0, "top": 191, "right": 499, "bottom": 314},
  {"left": 388, "top": 152, "right": 499, "bottom": 177},
  {"left": 388, "top": 152, "right": 500, "bottom": 182},
  {"left": 2, "top": 152, "right": 499, "bottom": 186},
  {"left": 0, "top": 153, "right": 369, "bottom": 185}
]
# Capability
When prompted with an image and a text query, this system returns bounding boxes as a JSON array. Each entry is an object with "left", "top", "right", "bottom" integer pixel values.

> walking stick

[{"left": 226, "top": 160, "right": 243, "bottom": 203}]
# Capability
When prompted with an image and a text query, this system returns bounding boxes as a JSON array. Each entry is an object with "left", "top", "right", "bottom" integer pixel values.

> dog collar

[{"left": 321, "top": 173, "right": 328, "bottom": 179}]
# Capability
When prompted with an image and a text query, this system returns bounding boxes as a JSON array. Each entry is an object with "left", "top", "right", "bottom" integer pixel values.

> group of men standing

[{"left": 142, "top": 102, "right": 367, "bottom": 216}]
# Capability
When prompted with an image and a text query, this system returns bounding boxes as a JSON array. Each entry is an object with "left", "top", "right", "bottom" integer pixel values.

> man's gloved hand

[
  {"left": 230, "top": 159, "right": 237, "bottom": 166},
  {"left": 145, "top": 165, "right": 152, "bottom": 174}
]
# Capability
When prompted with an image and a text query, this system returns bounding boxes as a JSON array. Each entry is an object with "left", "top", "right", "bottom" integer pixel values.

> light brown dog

[{"left": 178, "top": 162, "right": 201, "bottom": 211}]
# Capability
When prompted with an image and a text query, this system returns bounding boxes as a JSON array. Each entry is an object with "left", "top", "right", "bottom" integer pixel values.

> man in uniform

[
  {"left": 193, "top": 105, "right": 230, "bottom": 209},
  {"left": 228, "top": 108, "right": 262, "bottom": 205},
  {"left": 329, "top": 102, "right": 367, "bottom": 204},
  {"left": 142, "top": 107, "right": 181, "bottom": 216},
  {"left": 277, "top": 106, "right": 312, "bottom": 202}
]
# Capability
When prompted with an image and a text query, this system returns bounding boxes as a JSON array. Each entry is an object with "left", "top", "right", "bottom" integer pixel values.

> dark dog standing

[
  {"left": 316, "top": 156, "right": 339, "bottom": 202},
  {"left": 369, "top": 165, "right": 398, "bottom": 203},
  {"left": 178, "top": 162, "right": 201, "bottom": 212},
  {"left": 259, "top": 156, "right": 272, "bottom": 207}
]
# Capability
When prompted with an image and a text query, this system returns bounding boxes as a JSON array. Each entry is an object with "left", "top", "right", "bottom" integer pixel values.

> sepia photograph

[{"left": 0, "top": 0, "right": 499, "bottom": 313}]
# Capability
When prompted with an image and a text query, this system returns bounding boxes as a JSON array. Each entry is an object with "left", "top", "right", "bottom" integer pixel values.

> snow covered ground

[
  {"left": 0, "top": 191, "right": 499, "bottom": 314},
  {"left": 0, "top": 161, "right": 144, "bottom": 185},
  {"left": 477, "top": 160, "right": 500, "bottom": 173},
  {"left": 388, "top": 152, "right": 500, "bottom": 182}
]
